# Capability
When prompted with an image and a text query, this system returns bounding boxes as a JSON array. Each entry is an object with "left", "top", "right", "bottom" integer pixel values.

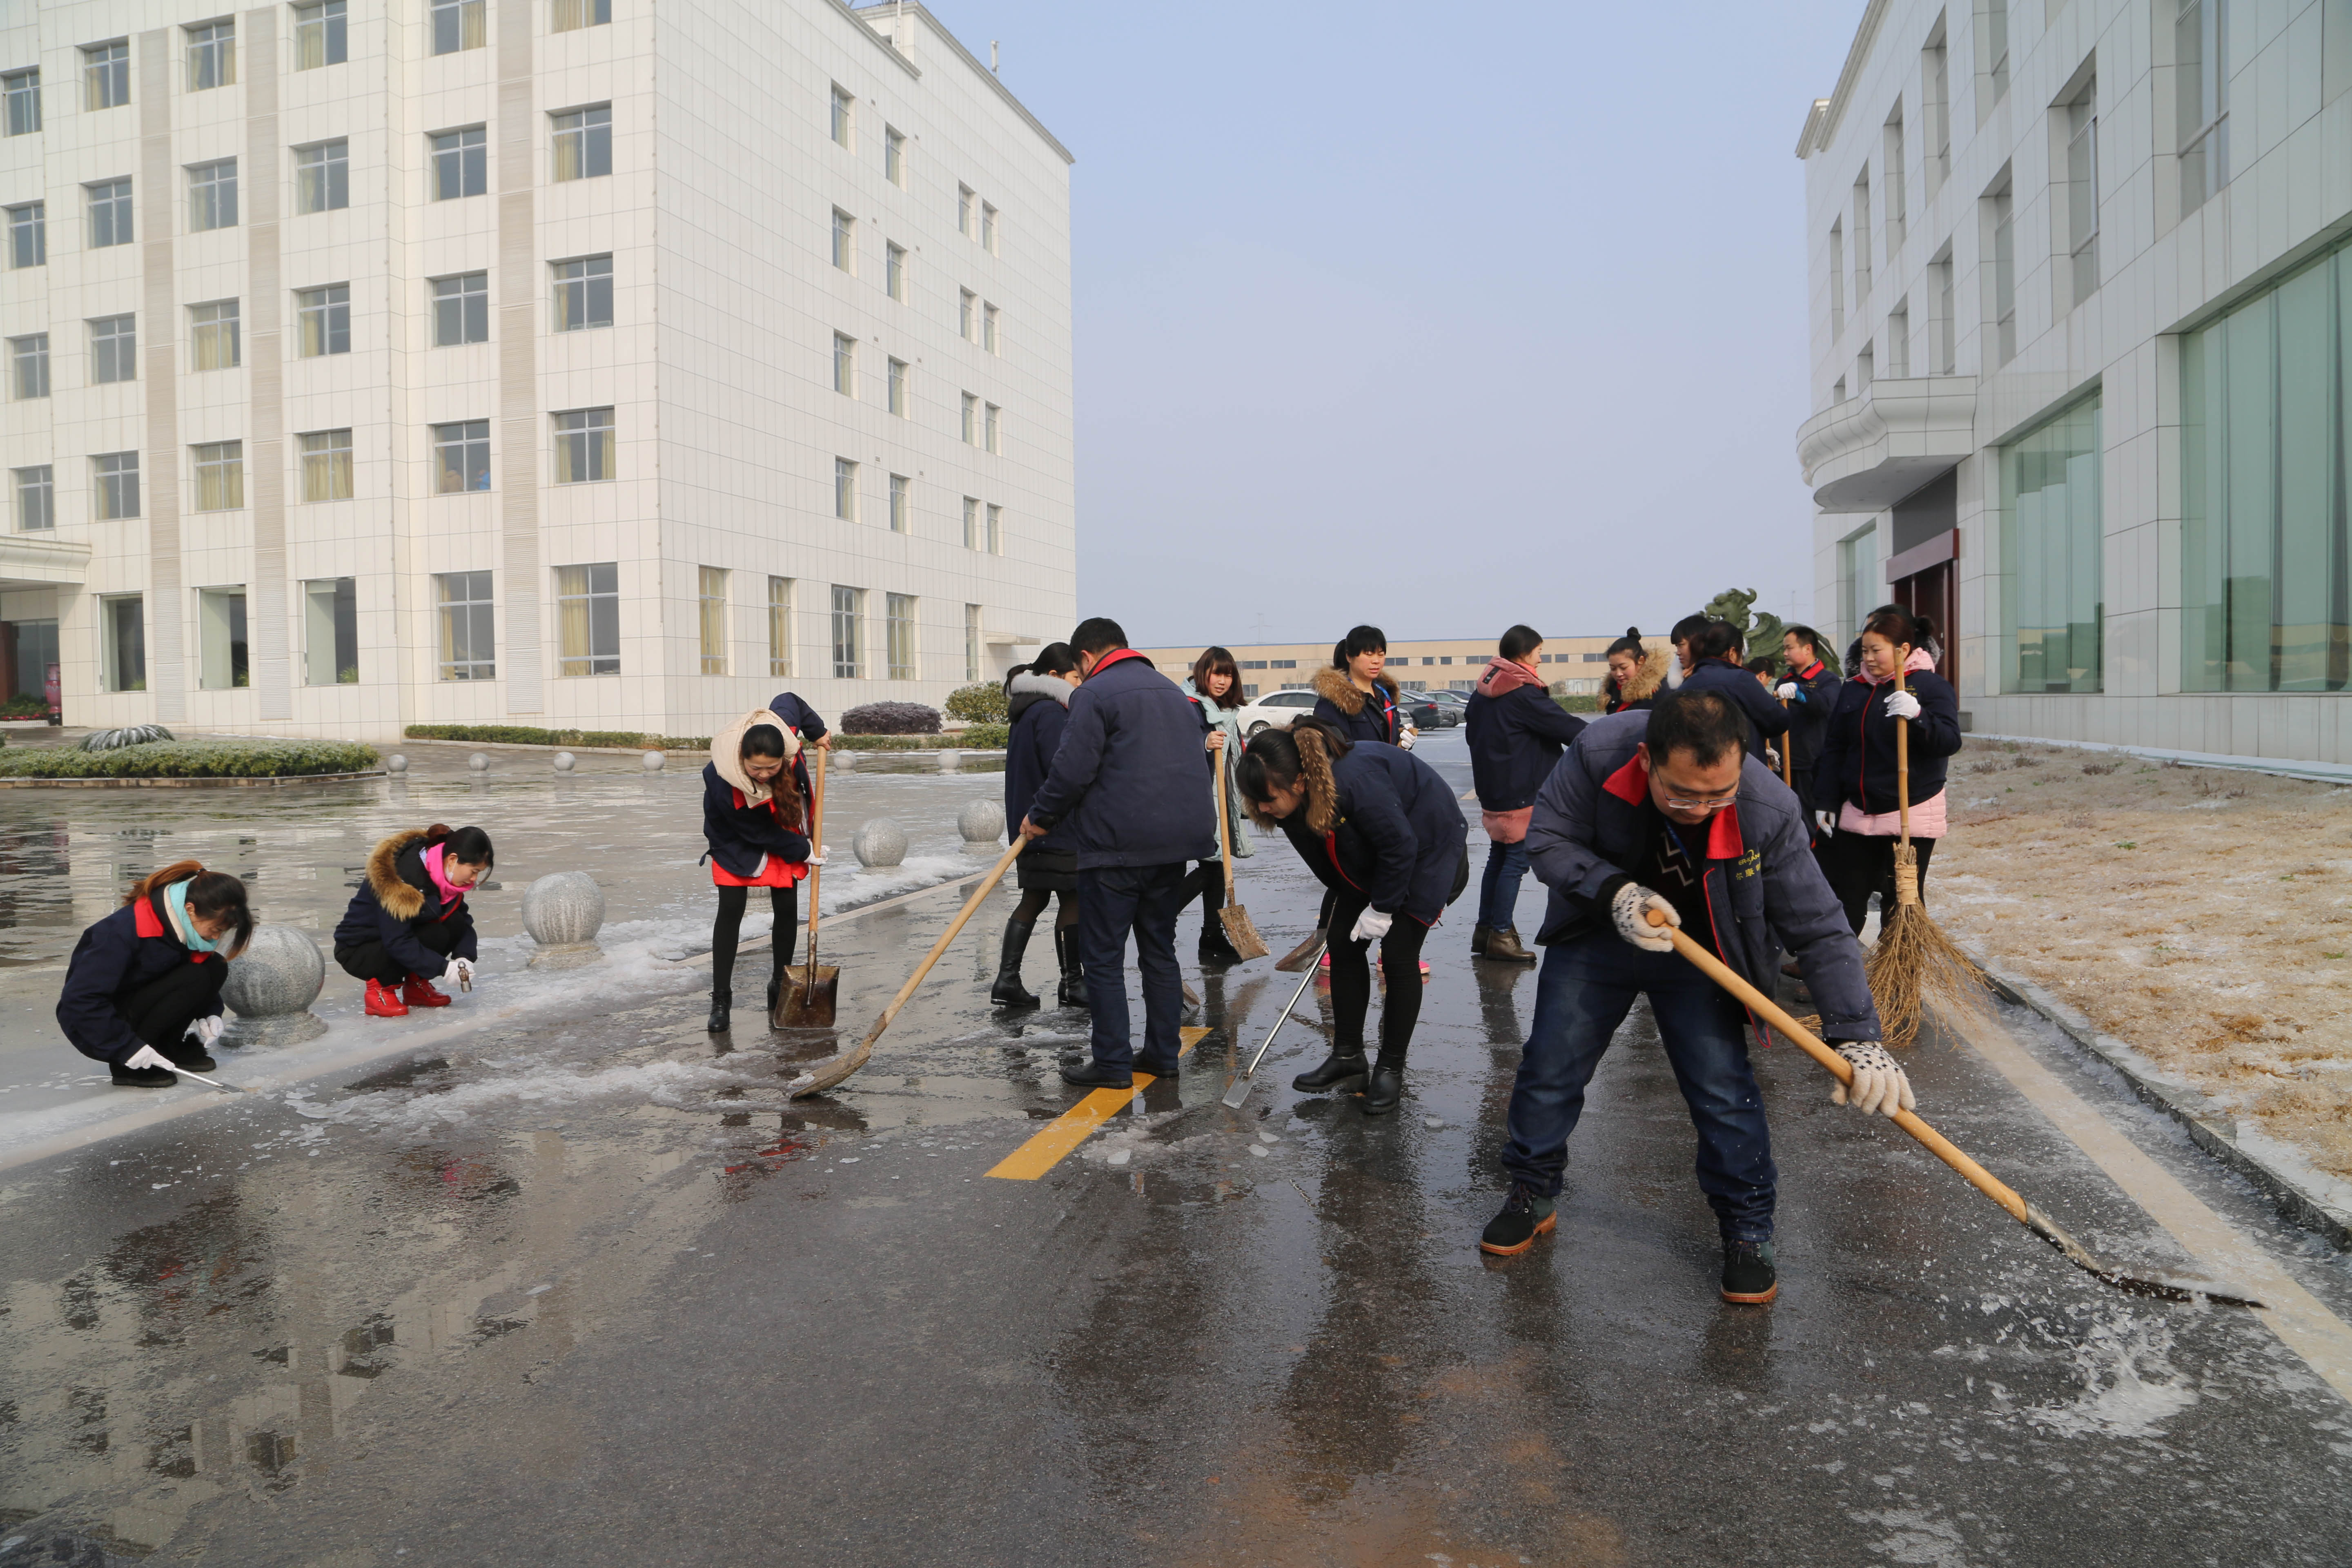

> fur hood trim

[
  {"left": 1615, "top": 646, "right": 1669, "bottom": 704},
  {"left": 710, "top": 708, "right": 801, "bottom": 805},
  {"left": 368, "top": 830, "right": 434, "bottom": 922},
  {"left": 1006, "top": 670, "right": 1074, "bottom": 708},
  {"left": 1310, "top": 665, "right": 1399, "bottom": 715}
]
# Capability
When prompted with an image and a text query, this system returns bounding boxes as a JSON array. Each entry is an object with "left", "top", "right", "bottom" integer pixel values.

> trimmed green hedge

[
  {"left": 836, "top": 726, "right": 1008, "bottom": 751},
  {"left": 944, "top": 682, "right": 1008, "bottom": 722},
  {"left": 405, "top": 724, "right": 711, "bottom": 750},
  {"left": 0, "top": 739, "right": 379, "bottom": 778},
  {"left": 1556, "top": 694, "right": 1601, "bottom": 714}
]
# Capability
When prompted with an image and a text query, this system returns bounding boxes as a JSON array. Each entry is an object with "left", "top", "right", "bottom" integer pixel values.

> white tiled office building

[
  {"left": 1797, "top": 0, "right": 2352, "bottom": 764},
  {"left": 0, "top": 0, "right": 1074, "bottom": 739}
]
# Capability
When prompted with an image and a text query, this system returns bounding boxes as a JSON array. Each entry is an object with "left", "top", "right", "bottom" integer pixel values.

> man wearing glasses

[{"left": 1479, "top": 688, "right": 1906, "bottom": 1305}]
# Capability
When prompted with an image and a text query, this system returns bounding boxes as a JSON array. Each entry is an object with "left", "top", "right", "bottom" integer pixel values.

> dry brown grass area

[{"left": 1930, "top": 742, "right": 2352, "bottom": 1178}]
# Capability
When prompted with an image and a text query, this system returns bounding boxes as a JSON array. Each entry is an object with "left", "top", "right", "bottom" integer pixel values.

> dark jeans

[
  {"left": 1824, "top": 832, "right": 1937, "bottom": 935},
  {"left": 711, "top": 884, "right": 797, "bottom": 993},
  {"left": 1325, "top": 885, "right": 1430, "bottom": 1065},
  {"left": 336, "top": 920, "right": 460, "bottom": 985},
  {"left": 1500, "top": 932, "right": 1777, "bottom": 1243},
  {"left": 115, "top": 958, "right": 228, "bottom": 1060},
  {"left": 1076, "top": 862, "right": 1189, "bottom": 1072},
  {"left": 1475, "top": 837, "right": 1530, "bottom": 931}
]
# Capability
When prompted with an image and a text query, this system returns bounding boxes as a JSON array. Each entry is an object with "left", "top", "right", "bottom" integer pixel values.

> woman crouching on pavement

[
  {"left": 58, "top": 862, "right": 254, "bottom": 1086},
  {"left": 1183, "top": 645, "right": 1256, "bottom": 967},
  {"left": 1601, "top": 628, "right": 1666, "bottom": 715},
  {"left": 336, "top": 825, "right": 493, "bottom": 1018},
  {"left": 700, "top": 712, "right": 813, "bottom": 1033},
  {"left": 1811, "top": 604, "right": 1962, "bottom": 935},
  {"left": 1238, "top": 717, "right": 1468, "bottom": 1114},
  {"left": 996, "top": 644, "right": 1085, "bottom": 1008}
]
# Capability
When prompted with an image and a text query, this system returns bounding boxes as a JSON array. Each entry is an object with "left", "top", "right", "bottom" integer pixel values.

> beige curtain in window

[
  {"left": 557, "top": 564, "right": 591, "bottom": 676},
  {"left": 699, "top": 567, "right": 727, "bottom": 674}
]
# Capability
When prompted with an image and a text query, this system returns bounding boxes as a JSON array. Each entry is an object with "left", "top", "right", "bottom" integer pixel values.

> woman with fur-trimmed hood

[
  {"left": 334, "top": 825, "right": 494, "bottom": 1018},
  {"left": 700, "top": 710, "right": 813, "bottom": 1033},
  {"left": 1601, "top": 628, "right": 1667, "bottom": 715},
  {"left": 1238, "top": 716, "right": 1468, "bottom": 1116}
]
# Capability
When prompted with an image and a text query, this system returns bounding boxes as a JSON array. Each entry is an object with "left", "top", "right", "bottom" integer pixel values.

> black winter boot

[
  {"left": 111, "top": 1061, "right": 176, "bottom": 1087},
  {"left": 1360, "top": 1052, "right": 1406, "bottom": 1115},
  {"left": 1719, "top": 1239, "right": 1778, "bottom": 1304},
  {"left": 1478, "top": 1183, "right": 1558, "bottom": 1256},
  {"left": 1471, "top": 924, "right": 1491, "bottom": 956},
  {"left": 1054, "top": 926, "right": 1087, "bottom": 1009},
  {"left": 1291, "top": 1049, "right": 1369, "bottom": 1093},
  {"left": 991, "top": 920, "right": 1040, "bottom": 1008},
  {"left": 706, "top": 989, "right": 732, "bottom": 1033},
  {"left": 1197, "top": 913, "right": 1244, "bottom": 967}
]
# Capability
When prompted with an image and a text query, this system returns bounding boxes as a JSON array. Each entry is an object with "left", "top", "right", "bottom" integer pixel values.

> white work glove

[
  {"left": 1775, "top": 682, "right": 1799, "bottom": 701},
  {"left": 442, "top": 956, "right": 475, "bottom": 989},
  {"left": 1349, "top": 908, "right": 1394, "bottom": 943},
  {"left": 123, "top": 1044, "right": 175, "bottom": 1073},
  {"left": 185, "top": 1014, "right": 224, "bottom": 1047},
  {"left": 1397, "top": 729, "right": 1417, "bottom": 751},
  {"left": 1814, "top": 809, "right": 1837, "bottom": 839},
  {"left": 1609, "top": 882, "right": 1678, "bottom": 952},
  {"left": 1883, "top": 688, "right": 1922, "bottom": 721},
  {"left": 805, "top": 855, "right": 827, "bottom": 867},
  {"left": 1833, "top": 1041, "right": 1916, "bottom": 1117},
  {"left": 1765, "top": 746, "right": 1782, "bottom": 772}
]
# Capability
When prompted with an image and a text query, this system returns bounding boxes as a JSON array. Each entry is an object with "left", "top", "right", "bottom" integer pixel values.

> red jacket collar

[
  {"left": 1796, "top": 661, "right": 1824, "bottom": 680},
  {"left": 1601, "top": 754, "right": 1745, "bottom": 860},
  {"left": 1084, "top": 648, "right": 1149, "bottom": 679},
  {"left": 133, "top": 895, "right": 166, "bottom": 940}
]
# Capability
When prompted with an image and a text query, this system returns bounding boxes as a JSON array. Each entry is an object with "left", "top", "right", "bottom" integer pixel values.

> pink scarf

[{"left": 423, "top": 842, "right": 469, "bottom": 909}]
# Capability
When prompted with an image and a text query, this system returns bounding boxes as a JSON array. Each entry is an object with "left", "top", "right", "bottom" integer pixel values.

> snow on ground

[{"left": 1934, "top": 742, "right": 2352, "bottom": 1178}]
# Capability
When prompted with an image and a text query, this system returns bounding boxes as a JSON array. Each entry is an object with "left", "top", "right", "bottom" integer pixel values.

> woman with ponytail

[
  {"left": 699, "top": 710, "right": 815, "bottom": 1032},
  {"left": 58, "top": 862, "right": 254, "bottom": 1086},
  {"left": 1601, "top": 628, "right": 1667, "bottom": 715},
  {"left": 1277, "top": 624, "right": 1414, "bottom": 970},
  {"left": 996, "top": 644, "right": 1086, "bottom": 1008},
  {"left": 1238, "top": 717, "right": 1468, "bottom": 1115},
  {"left": 334, "top": 823, "right": 494, "bottom": 1018},
  {"left": 1810, "top": 604, "right": 1964, "bottom": 932}
]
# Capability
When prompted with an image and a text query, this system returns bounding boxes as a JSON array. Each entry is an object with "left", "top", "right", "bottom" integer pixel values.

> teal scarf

[{"left": 163, "top": 879, "right": 219, "bottom": 953}]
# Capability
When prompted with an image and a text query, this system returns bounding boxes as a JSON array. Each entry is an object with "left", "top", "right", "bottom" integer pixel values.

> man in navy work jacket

[
  {"left": 1478, "top": 688, "right": 1912, "bottom": 1307},
  {"left": 1020, "top": 617, "right": 1217, "bottom": 1088}
]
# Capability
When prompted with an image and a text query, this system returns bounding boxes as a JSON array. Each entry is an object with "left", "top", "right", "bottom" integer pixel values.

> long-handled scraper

[{"left": 1221, "top": 944, "right": 1324, "bottom": 1109}]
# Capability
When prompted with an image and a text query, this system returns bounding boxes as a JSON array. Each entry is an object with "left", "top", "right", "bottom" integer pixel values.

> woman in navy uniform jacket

[
  {"left": 334, "top": 824, "right": 493, "bottom": 1018},
  {"left": 1810, "top": 604, "right": 1963, "bottom": 933},
  {"left": 1238, "top": 716, "right": 1468, "bottom": 1115},
  {"left": 700, "top": 710, "right": 813, "bottom": 1033},
  {"left": 996, "top": 643, "right": 1085, "bottom": 1008},
  {"left": 58, "top": 861, "right": 254, "bottom": 1086}
]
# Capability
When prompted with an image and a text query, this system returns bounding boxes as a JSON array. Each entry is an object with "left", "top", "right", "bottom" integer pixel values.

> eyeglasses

[{"left": 1660, "top": 788, "right": 1739, "bottom": 812}]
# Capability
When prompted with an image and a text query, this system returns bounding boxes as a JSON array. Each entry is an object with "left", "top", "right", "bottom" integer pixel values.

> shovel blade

[
  {"left": 1219, "top": 903, "right": 1270, "bottom": 961},
  {"left": 776, "top": 967, "right": 840, "bottom": 1029},
  {"left": 1220, "top": 1073, "right": 1255, "bottom": 1109}
]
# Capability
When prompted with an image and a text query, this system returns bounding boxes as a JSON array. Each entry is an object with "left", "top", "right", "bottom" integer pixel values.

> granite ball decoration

[
  {"left": 553, "top": 751, "right": 577, "bottom": 773},
  {"left": 641, "top": 750, "right": 666, "bottom": 772},
  {"left": 853, "top": 818, "right": 908, "bottom": 868},
  {"left": 386, "top": 754, "right": 410, "bottom": 774},
  {"left": 467, "top": 752, "right": 490, "bottom": 772},
  {"left": 221, "top": 924, "right": 329, "bottom": 1046},
  {"left": 521, "top": 870, "right": 606, "bottom": 969},
  {"left": 957, "top": 797, "right": 1005, "bottom": 845}
]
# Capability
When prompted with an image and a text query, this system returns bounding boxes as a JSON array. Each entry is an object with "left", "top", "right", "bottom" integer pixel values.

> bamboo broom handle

[
  {"left": 1893, "top": 657, "right": 1912, "bottom": 847},
  {"left": 1645, "top": 910, "right": 2029, "bottom": 1225}
]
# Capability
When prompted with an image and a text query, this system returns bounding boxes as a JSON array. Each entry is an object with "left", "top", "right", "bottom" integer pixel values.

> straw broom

[{"left": 1862, "top": 655, "right": 1986, "bottom": 1050}]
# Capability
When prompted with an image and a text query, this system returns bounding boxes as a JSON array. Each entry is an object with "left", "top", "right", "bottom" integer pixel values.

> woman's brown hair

[
  {"left": 123, "top": 860, "right": 254, "bottom": 957},
  {"left": 1237, "top": 716, "right": 1350, "bottom": 833},
  {"left": 1190, "top": 646, "right": 1244, "bottom": 710}
]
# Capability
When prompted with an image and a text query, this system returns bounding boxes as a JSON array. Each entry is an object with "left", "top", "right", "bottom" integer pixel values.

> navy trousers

[{"left": 1076, "top": 862, "right": 1189, "bottom": 1073}]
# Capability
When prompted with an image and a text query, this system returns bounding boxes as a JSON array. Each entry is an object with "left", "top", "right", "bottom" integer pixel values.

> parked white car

[{"left": 1234, "top": 687, "right": 1321, "bottom": 735}]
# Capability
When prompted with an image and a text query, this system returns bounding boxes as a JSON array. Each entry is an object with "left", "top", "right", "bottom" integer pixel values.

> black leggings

[
  {"left": 713, "top": 884, "right": 798, "bottom": 991},
  {"left": 1325, "top": 884, "right": 1430, "bottom": 1065},
  {"left": 1825, "top": 833, "right": 1937, "bottom": 935},
  {"left": 1180, "top": 861, "right": 1226, "bottom": 915},
  {"left": 1009, "top": 887, "right": 1079, "bottom": 929},
  {"left": 336, "top": 920, "right": 460, "bottom": 985},
  {"left": 118, "top": 958, "right": 229, "bottom": 1048}
]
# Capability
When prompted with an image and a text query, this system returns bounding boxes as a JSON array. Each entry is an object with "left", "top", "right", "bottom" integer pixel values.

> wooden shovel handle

[
  {"left": 1643, "top": 909, "right": 2029, "bottom": 1226},
  {"left": 857, "top": 837, "right": 1025, "bottom": 1051},
  {"left": 803, "top": 745, "right": 826, "bottom": 979},
  {"left": 1778, "top": 697, "right": 1793, "bottom": 787},
  {"left": 1215, "top": 737, "right": 1236, "bottom": 901}
]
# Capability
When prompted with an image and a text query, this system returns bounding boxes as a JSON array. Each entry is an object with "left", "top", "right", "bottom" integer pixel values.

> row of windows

[
  {"left": 826, "top": 78, "right": 1002, "bottom": 261},
  {"left": 87, "top": 579, "right": 356, "bottom": 694},
  {"left": 833, "top": 213, "right": 1002, "bottom": 362},
  {"left": 823, "top": 458, "right": 1007, "bottom": 555},
  {"left": 823, "top": 334, "right": 1002, "bottom": 451}
]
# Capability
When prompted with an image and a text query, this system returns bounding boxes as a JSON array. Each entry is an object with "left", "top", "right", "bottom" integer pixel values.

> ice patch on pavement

[
  {"left": 2018, "top": 1315, "right": 2198, "bottom": 1439},
  {"left": 1846, "top": 1508, "right": 1976, "bottom": 1567},
  {"left": 282, "top": 1057, "right": 771, "bottom": 1134}
]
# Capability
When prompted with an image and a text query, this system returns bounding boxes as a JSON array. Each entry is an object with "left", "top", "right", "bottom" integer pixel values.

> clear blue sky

[{"left": 923, "top": 0, "right": 1867, "bottom": 649}]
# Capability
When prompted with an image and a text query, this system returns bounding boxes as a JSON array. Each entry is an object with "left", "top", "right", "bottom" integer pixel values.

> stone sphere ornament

[
  {"left": 853, "top": 818, "right": 908, "bottom": 868},
  {"left": 958, "top": 797, "right": 1005, "bottom": 846},
  {"left": 221, "top": 924, "right": 329, "bottom": 1046},
  {"left": 553, "top": 751, "right": 577, "bottom": 773},
  {"left": 521, "top": 871, "right": 606, "bottom": 969},
  {"left": 641, "top": 750, "right": 666, "bottom": 772},
  {"left": 386, "top": 754, "right": 410, "bottom": 774},
  {"left": 467, "top": 752, "right": 490, "bottom": 772}
]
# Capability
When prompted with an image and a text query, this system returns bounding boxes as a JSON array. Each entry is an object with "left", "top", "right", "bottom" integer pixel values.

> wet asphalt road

[{"left": 4, "top": 732, "right": 2352, "bottom": 1567}]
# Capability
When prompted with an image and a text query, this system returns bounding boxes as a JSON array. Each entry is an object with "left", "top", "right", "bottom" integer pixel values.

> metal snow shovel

[
  {"left": 1645, "top": 909, "right": 2261, "bottom": 1307},
  {"left": 777, "top": 748, "right": 837, "bottom": 1028},
  {"left": 787, "top": 837, "right": 1025, "bottom": 1099},
  {"left": 1212, "top": 751, "right": 1269, "bottom": 960},
  {"left": 1222, "top": 944, "right": 1324, "bottom": 1109},
  {"left": 159, "top": 1058, "right": 247, "bottom": 1093}
]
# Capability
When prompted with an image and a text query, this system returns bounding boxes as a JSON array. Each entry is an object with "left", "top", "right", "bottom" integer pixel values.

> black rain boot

[
  {"left": 1360, "top": 1050, "right": 1406, "bottom": 1114},
  {"left": 1198, "top": 908, "right": 1243, "bottom": 967},
  {"left": 992, "top": 920, "right": 1041, "bottom": 1008},
  {"left": 1055, "top": 926, "right": 1088, "bottom": 1009},
  {"left": 1471, "top": 924, "right": 1491, "bottom": 957},
  {"left": 706, "top": 968, "right": 732, "bottom": 1032},
  {"left": 1291, "top": 1048, "right": 1369, "bottom": 1094}
]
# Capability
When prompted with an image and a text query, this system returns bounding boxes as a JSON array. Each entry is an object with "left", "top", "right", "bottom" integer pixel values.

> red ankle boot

[
  {"left": 365, "top": 978, "right": 410, "bottom": 1017},
  {"left": 401, "top": 973, "right": 452, "bottom": 1008}
]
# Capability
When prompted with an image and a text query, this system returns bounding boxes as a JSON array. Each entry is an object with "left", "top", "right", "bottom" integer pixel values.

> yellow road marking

[{"left": 987, "top": 1026, "right": 1212, "bottom": 1181}]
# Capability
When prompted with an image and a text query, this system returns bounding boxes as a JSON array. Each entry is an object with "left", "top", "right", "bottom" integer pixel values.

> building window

[
  {"left": 831, "top": 208, "right": 855, "bottom": 272},
  {"left": 698, "top": 566, "right": 728, "bottom": 675},
  {"left": 84, "top": 42, "right": 129, "bottom": 111},
  {"left": 7, "top": 203, "right": 44, "bottom": 267},
  {"left": 9, "top": 334, "right": 48, "bottom": 399},
  {"left": 433, "top": 420, "right": 491, "bottom": 493},
  {"left": 103, "top": 596, "right": 147, "bottom": 691},
  {"left": 431, "top": 127, "right": 486, "bottom": 200},
  {"left": 834, "top": 457, "right": 858, "bottom": 521},
  {"left": 15, "top": 466, "right": 54, "bottom": 530},
  {"left": 296, "top": 139, "right": 349, "bottom": 212},
  {"left": 885, "top": 125, "right": 904, "bottom": 186},
  {"left": 889, "top": 473, "right": 909, "bottom": 533},
  {"left": 193, "top": 442, "right": 243, "bottom": 512},
  {"left": 2177, "top": 0, "right": 2229, "bottom": 215},
  {"left": 90, "top": 315, "right": 136, "bottom": 385},
  {"left": 830, "top": 585, "right": 863, "bottom": 677},
  {"left": 552, "top": 105, "right": 612, "bottom": 181},
  {"left": 1857, "top": 342, "right": 1874, "bottom": 394},
  {"left": 982, "top": 303, "right": 999, "bottom": 354},
  {"left": 2001, "top": 392, "right": 2103, "bottom": 694},
  {"left": 552, "top": 255, "right": 610, "bottom": 330},
  {"left": 1840, "top": 525, "right": 1878, "bottom": 651},
  {"left": 2182, "top": 239, "right": 2352, "bottom": 692},
  {"left": 768, "top": 577, "right": 793, "bottom": 676},
  {"left": 984, "top": 403, "right": 1000, "bottom": 454},
  {"left": 1980, "top": 0, "right": 2010, "bottom": 113},
  {"left": 1885, "top": 303, "right": 1909, "bottom": 379},
  {"left": 432, "top": 0, "right": 485, "bottom": 56},
  {"left": 830, "top": 82, "right": 855, "bottom": 149},
  {"left": 196, "top": 589, "right": 248, "bottom": 690},
  {"left": 833, "top": 332, "right": 857, "bottom": 396},
  {"left": 1989, "top": 185, "right": 2016, "bottom": 366},
  {"left": 2, "top": 68, "right": 40, "bottom": 135},
  {"left": 551, "top": 0, "right": 610, "bottom": 33},
  {"left": 295, "top": 2, "right": 347, "bottom": 69},
  {"left": 434, "top": 272, "right": 489, "bottom": 345},
  {"left": 962, "top": 495, "right": 979, "bottom": 549},
  {"left": 1827, "top": 220, "right": 1844, "bottom": 336},
  {"left": 959, "top": 288, "right": 975, "bottom": 340},
  {"left": 187, "top": 20, "right": 236, "bottom": 91},
  {"left": 1883, "top": 110, "right": 1906, "bottom": 252},
  {"left": 964, "top": 604, "right": 981, "bottom": 682},
  {"left": 2064, "top": 79, "right": 2099, "bottom": 307},
  {"left": 1851, "top": 169, "right": 1871, "bottom": 301},
  {"left": 304, "top": 577, "right": 359, "bottom": 684},
  {"left": 93, "top": 452, "right": 140, "bottom": 520},
  {"left": 1922, "top": 26, "right": 1950, "bottom": 197},
  {"left": 436, "top": 571, "right": 495, "bottom": 681},
  {"left": 1932, "top": 253, "right": 1956, "bottom": 374},
  {"left": 986, "top": 503, "right": 1002, "bottom": 555},
  {"left": 887, "top": 357, "right": 908, "bottom": 416},
  {"left": 958, "top": 184, "right": 974, "bottom": 237},
  {"left": 961, "top": 392, "right": 977, "bottom": 444},
  {"left": 190, "top": 301, "right": 240, "bottom": 371},
  {"left": 980, "top": 202, "right": 998, "bottom": 253},
  {"left": 297, "top": 284, "right": 351, "bottom": 356},
  {"left": 300, "top": 428, "right": 353, "bottom": 501},
  {"left": 87, "top": 179, "right": 133, "bottom": 248},
  {"left": 886, "top": 242, "right": 906, "bottom": 302},
  {"left": 555, "top": 562, "right": 620, "bottom": 676},
  {"left": 885, "top": 593, "right": 917, "bottom": 680},
  {"left": 188, "top": 160, "right": 238, "bottom": 232},
  {"left": 554, "top": 407, "right": 614, "bottom": 482}
]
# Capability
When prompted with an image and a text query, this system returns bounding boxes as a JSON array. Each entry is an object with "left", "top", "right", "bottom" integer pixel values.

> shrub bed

[
  {"left": 0, "top": 739, "right": 379, "bottom": 779},
  {"left": 944, "top": 682, "right": 1008, "bottom": 723},
  {"left": 835, "top": 726, "right": 1007, "bottom": 751},
  {"left": 841, "top": 701, "right": 942, "bottom": 735},
  {"left": 1556, "top": 694, "right": 1601, "bottom": 714},
  {"left": 404, "top": 724, "right": 710, "bottom": 750}
]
